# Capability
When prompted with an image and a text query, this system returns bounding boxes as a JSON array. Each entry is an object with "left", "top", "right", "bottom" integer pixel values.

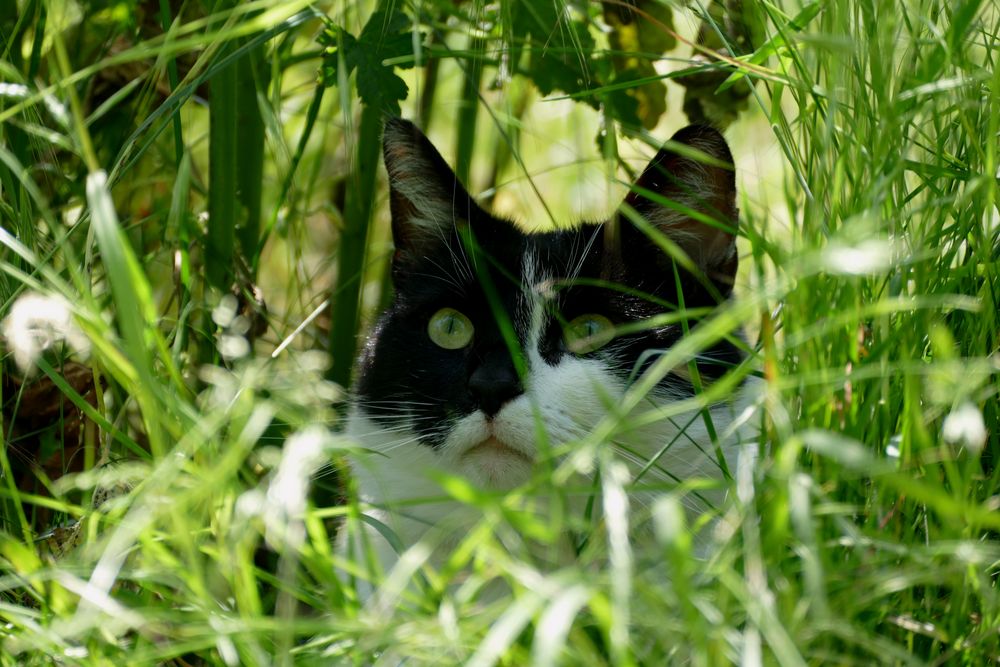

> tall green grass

[{"left": 0, "top": 0, "right": 997, "bottom": 664}]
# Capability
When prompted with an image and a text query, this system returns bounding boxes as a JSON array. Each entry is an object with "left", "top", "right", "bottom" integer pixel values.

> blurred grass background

[{"left": 0, "top": 0, "right": 998, "bottom": 664}]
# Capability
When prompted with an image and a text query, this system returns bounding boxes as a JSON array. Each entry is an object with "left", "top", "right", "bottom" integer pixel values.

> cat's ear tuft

[
  {"left": 383, "top": 118, "right": 475, "bottom": 259},
  {"left": 620, "top": 124, "right": 739, "bottom": 291}
]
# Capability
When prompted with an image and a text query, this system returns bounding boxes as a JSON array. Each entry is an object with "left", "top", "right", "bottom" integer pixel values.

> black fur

[{"left": 353, "top": 118, "right": 743, "bottom": 448}]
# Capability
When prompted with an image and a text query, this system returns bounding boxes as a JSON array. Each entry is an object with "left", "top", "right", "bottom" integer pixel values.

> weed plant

[{"left": 0, "top": 0, "right": 997, "bottom": 664}]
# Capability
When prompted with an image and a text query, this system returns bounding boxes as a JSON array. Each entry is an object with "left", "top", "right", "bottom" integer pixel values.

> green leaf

[
  {"left": 320, "top": 9, "right": 418, "bottom": 115},
  {"left": 510, "top": 0, "right": 596, "bottom": 98},
  {"left": 609, "top": 65, "right": 665, "bottom": 130},
  {"left": 636, "top": 0, "right": 677, "bottom": 55},
  {"left": 603, "top": 1, "right": 677, "bottom": 128}
]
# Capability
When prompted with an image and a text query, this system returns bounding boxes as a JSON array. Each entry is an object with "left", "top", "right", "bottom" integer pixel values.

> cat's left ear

[
  {"left": 619, "top": 125, "right": 739, "bottom": 292},
  {"left": 383, "top": 118, "right": 478, "bottom": 262}
]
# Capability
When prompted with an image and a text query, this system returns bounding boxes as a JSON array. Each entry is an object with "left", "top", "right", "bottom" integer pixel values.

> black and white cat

[{"left": 342, "top": 118, "right": 756, "bottom": 579}]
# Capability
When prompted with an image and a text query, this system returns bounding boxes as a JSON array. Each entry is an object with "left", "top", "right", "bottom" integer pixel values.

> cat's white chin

[
  {"left": 463, "top": 435, "right": 531, "bottom": 461},
  {"left": 458, "top": 435, "right": 534, "bottom": 488},
  {"left": 440, "top": 408, "right": 538, "bottom": 488}
]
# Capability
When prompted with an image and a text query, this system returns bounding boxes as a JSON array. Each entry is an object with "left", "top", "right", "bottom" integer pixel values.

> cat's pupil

[{"left": 427, "top": 307, "right": 475, "bottom": 350}]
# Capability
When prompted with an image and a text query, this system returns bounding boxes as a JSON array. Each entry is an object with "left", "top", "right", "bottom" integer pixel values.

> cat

[{"left": 340, "top": 117, "right": 756, "bottom": 588}]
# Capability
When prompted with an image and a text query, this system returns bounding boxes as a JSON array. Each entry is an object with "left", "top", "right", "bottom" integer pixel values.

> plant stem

[
  {"left": 207, "top": 40, "right": 238, "bottom": 291},
  {"left": 327, "top": 107, "right": 380, "bottom": 389},
  {"left": 235, "top": 41, "right": 266, "bottom": 275},
  {"left": 455, "top": 35, "right": 485, "bottom": 187}
]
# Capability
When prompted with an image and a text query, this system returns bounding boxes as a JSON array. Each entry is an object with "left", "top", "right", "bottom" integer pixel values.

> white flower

[
  {"left": 942, "top": 402, "right": 987, "bottom": 454},
  {"left": 212, "top": 294, "right": 251, "bottom": 360},
  {"left": 886, "top": 434, "right": 902, "bottom": 460},
  {"left": 212, "top": 294, "right": 239, "bottom": 328},
  {"left": 219, "top": 334, "right": 250, "bottom": 360},
  {"left": 237, "top": 427, "right": 333, "bottom": 548},
  {"left": 1, "top": 291, "right": 90, "bottom": 373},
  {"left": 821, "top": 239, "right": 894, "bottom": 275},
  {"left": 268, "top": 427, "right": 330, "bottom": 520},
  {"left": 0, "top": 83, "right": 30, "bottom": 99}
]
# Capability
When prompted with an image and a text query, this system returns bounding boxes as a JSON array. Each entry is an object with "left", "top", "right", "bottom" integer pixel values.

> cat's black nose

[{"left": 468, "top": 351, "right": 523, "bottom": 418}]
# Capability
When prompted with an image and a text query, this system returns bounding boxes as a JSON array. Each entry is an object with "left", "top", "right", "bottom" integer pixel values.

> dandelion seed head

[
  {"left": 1, "top": 291, "right": 90, "bottom": 373},
  {"left": 235, "top": 427, "right": 333, "bottom": 548},
  {"left": 268, "top": 427, "right": 329, "bottom": 516}
]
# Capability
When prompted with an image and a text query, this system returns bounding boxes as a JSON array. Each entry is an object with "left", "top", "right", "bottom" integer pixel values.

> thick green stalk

[
  {"left": 482, "top": 81, "right": 528, "bottom": 209},
  {"left": 157, "top": 0, "right": 197, "bottom": 362},
  {"left": 328, "top": 107, "right": 380, "bottom": 389},
  {"left": 416, "top": 25, "right": 441, "bottom": 129},
  {"left": 207, "top": 42, "right": 238, "bottom": 290},
  {"left": 235, "top": 42, "right": 266, "bottom": 273},
  {"left": 157, "top": 0, "right": 184, "bottom": 166},
  {"left": 208, "top": 29, "right": 265, "bottom": 289},
  {"left": 454, "top": 35, "right": 485, "bottom": 187}
]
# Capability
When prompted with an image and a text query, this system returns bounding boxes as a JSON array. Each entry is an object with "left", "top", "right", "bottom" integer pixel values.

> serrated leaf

[
  {"left": 604, "top": 86, "right": 643, "bottom": 129},
  {"left": 606, "top": 1, "right": 676, "bottom": 56},
  {"left": 358, "top": 6, "right": 410, "bottom": 44},
  {"left": 601, "top": 69, "right": 644, "bottom": 129},
  {"left": 511, "top": 0, "right": 596, "bottom": 97},
  {"left": 319, "top": 9, "right": 419, "bottom": 115},
  {"left": 636, "top": 1, "right": 676, "bottom": 54},
  {"left": 319, "top": 28, "right": 358, "bottom": 87},
  {"left": 355, "top": 59, "right": 409, "bottom": 116},
  {"left": 619, "top": 64, "right": 667, "bottom": 129},
  {"left": 603, "top": 1, "right": 676, "bottom": 128}
]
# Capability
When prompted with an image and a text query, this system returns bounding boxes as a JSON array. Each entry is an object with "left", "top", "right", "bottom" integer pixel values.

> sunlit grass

[{"left": 0, "top": 0, "right": 998, "bottom": 664}]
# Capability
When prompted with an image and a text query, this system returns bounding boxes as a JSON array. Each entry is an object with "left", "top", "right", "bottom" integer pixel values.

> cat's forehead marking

[
  {"left": 520, "top": 247, "right": 548, "bottom": 364},
  {"left": 521, "top": 247, "right": 538, "bottom": 286},
  {"left": 520, "top": 248, "right": 556, "bottom": 299},
  {"left": 532, "top": 279, "right": 558, "bottom": 300}
]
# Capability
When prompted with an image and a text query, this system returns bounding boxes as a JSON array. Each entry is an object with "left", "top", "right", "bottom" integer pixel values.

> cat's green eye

[
  {"left": 428, "top": 308, "right": 474, "bottom": 349},
  {"left": 564, "top": 314, "right": 615, "bottom": 354}
]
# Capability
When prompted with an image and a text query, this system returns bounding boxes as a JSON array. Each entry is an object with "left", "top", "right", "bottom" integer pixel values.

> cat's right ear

[
  {"left": 616, "top": 124, "right": 739, "bottom": 295},
  {"left": 383, "top": 118, "right": 475, "bottom": 262}
]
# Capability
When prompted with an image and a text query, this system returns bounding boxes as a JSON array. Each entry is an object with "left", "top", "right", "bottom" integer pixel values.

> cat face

[{"left": 349, "top": 119, "right": 743, "bottom": 492}]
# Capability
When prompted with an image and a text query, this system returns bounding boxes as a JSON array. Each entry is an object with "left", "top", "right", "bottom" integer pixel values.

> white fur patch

[{"left": 340, "top": 260, "right": 760, "bottom": 585}]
